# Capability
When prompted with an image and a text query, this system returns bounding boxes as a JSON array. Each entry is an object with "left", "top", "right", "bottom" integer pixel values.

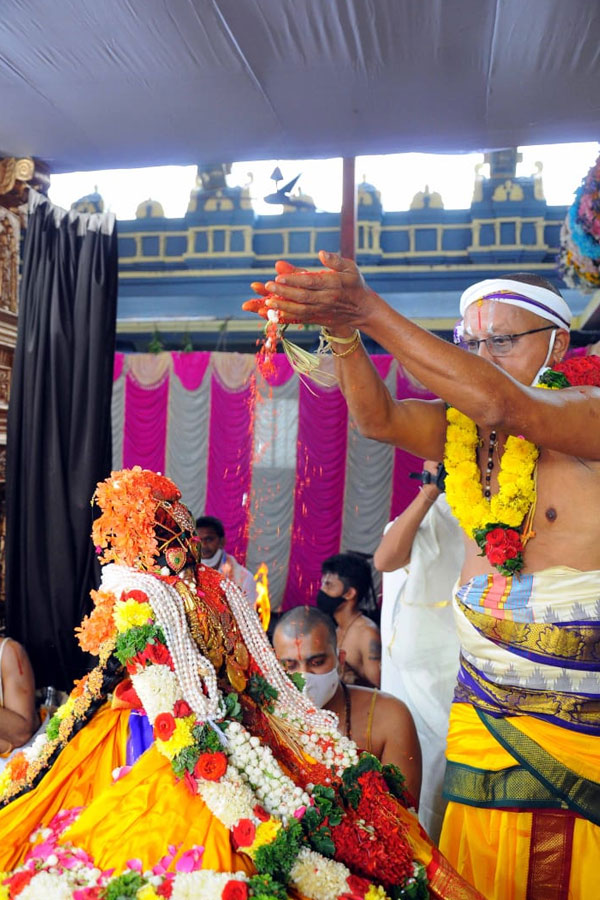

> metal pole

[{"left": 340, "top": 157, "right": 356, "bottom": 260}]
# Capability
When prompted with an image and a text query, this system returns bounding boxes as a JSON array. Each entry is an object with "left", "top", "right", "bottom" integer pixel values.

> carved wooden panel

[{"left": 0, "top": 208, "right": 19, "bottom": 314}]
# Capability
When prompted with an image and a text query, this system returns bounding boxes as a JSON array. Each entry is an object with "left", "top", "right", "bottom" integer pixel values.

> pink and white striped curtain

[{"left": 112, "top": 351, "right": 433, "bottom": 611}]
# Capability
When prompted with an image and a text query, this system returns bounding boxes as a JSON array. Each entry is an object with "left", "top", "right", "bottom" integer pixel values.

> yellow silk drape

[
  {"left": 0, "top": 704, "right": 129, "bottom": 870},
  {"left": 65, "top": 741, "right": 254, "bottom": 876},
  {"left": 440, "top": 704, "right": 600, "bottom": 900}
]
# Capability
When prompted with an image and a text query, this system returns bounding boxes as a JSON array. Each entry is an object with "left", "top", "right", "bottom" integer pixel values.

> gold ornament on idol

[{"left": 444, "top": 407, "right": 539, "bottom": 574}]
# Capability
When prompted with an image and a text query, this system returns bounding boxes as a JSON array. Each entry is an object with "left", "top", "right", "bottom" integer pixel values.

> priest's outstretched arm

[{"left": 260, "top": 252, "right": 600, "bottom": 460}]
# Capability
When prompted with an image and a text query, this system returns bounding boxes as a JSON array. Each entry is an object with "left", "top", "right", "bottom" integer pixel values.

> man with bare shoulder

[
  {"left": 0, "top": 637, "right": 39, "bottom": 767},
  {"left": 255, "top": 253, "right": 600, "bottom": 900},
  {"left": 272, "top": 606, "right": 421, "bottom": 804},
  {"left": 317, "top": 553, "right": 381, "bottom": 687}
]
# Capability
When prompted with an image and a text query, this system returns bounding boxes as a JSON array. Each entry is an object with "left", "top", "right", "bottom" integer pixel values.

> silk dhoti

[{"left": 440, "top": 567, "right": 600, "bottom": 900}]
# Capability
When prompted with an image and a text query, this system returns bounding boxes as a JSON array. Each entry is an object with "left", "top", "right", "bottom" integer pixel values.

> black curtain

[{"left": 5, "top": 194, "right": 118, "bottom": 689}]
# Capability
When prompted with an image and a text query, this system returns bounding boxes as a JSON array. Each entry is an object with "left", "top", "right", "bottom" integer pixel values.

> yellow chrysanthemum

[
  {"left": 137, "top": 886, "right": 160, "bottom": 900},
  {"left": 250, "top": 818, "right": 282, "bottom": 852},
  {"left": 56, "top": 696, "right": 76, "bottom": 721},
  {"left": 113, "top": 598, "right": 153, "bottom": 633},
  {"left": 0, "top": 770, "right": 11, "bottom": 795},
  {"left": 366, "top": 886, "right": 390, "bottom": 900},
  {"left": 156, "top": 716, "right": 195, "bottom": 760},
  {"left": 0, "top": 878, "right": 8, "bottom": 900}
]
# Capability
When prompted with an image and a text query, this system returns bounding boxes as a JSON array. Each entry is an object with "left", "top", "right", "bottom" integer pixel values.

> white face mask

[
  {"left": 531, "top": 329, "right": 557, "bottom": 386},
  {"left": 303, "top": 665, "right": 340, "bottom": 708},
  {"left": 202, "top": 547, "right": 223, "bottom": 568}
]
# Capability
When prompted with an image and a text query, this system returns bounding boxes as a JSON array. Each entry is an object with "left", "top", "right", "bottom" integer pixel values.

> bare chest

[{"left": 462, "top": 447, "right": 600, "bottom": 577}]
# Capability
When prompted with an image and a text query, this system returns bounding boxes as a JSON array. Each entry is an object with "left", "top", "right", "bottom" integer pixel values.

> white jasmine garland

[
  {"left": 224, "top": 721, "right": 311, "bottom": 821},
  {"left": 171, "top": 870, "right": 247, "bottom": 900},
  {"left": 197, "top": 766, "right": 257, "bottom": 828},
  {"left": 18, "top": 871, "right": 74, "bottom": 900},
  {"left": 23, "top": 732, "right": 49, "bottom": 763},
  {"left": 290, "top": 848, "right": 353, "bottom": 900},
  {"left": 131, "top": 664, "right": 181, "bottom": 724},
  {"left": 273, "top": 712, "right": 359, "bottom": 777}
]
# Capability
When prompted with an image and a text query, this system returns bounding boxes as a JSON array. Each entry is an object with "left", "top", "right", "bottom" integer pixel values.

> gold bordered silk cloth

[{"left": 452, "top": 566, "right": 600, "bottom": 733}]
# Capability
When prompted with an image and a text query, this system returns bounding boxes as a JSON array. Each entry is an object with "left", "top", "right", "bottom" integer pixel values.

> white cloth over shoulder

[{"left": 380, "top": 494, "right": 463, "bottom": 843}]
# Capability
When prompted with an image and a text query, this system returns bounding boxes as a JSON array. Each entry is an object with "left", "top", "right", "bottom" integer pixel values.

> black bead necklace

[{"left": 484, "top": 431, "right": 497, "bottom": 499}]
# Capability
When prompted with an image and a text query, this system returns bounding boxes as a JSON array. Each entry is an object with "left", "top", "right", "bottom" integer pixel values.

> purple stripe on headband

[{"left": 481, "top": 292, "right": 570, "bottom": 328}]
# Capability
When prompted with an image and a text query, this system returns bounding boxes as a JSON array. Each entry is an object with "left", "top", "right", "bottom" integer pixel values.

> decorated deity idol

[{"left": 0, "top": 467, "right": 480, "bottom": 900}]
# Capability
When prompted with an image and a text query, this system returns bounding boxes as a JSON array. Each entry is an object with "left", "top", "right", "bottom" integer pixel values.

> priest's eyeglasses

[{"left": 457, "top": 325, "right": 556, "bottom": 356}]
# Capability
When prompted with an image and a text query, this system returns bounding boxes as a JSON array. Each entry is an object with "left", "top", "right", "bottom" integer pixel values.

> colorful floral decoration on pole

[{"left": 558, "top": 152, "right": 600, "bottom": 290}]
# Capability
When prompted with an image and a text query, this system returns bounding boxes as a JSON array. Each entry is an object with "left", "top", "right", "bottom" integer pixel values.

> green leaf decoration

[
  {"left": 288, "top": 671, "right": 305, "bottom": 692},
  {"left": 114, "top": 624, "right": 166, "bottom": 666},
  {"left": 103, "top": 871, "right": 145, "bottom": 899},
  {"left": 223, "top": 692, "right": 243, "bottom": 721},
  {"left": 172, "top": 745, "right": 201, "bottom": 778},
  {"left": 248, "top": 674, "right": 279, "bottom": 713},
  {"left": 253, "top": 821, "right": 303, "bottom": 882}
]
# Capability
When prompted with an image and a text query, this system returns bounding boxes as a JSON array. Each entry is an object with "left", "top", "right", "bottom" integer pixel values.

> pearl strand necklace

[
  {"left": 101, "top": 565, "right": 224, "bottom": 722},
  {"left": 220, "top": 576, "right": 338, "bottom": 734}
]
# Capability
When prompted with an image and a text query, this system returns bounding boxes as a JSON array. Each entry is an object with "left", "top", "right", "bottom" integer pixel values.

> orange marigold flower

[
  {"left": 8, "top": 753, "right": 28, "bottom": 781},
  {"left": 75, "top": 603, "right": 116, "bottom": 655},
  {"left": 92, "top": 467, "right": 181, "bottom": 570},
  {"left": 71, "top": 674, "right": 89, "bottom": 699}
]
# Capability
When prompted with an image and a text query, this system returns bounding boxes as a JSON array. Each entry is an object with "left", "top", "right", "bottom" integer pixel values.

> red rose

[
  {"left": 194, "top": 751, "right": 227, "bottom": 782},
  {"left": 487, "top": 547, "right": 507, "bottom": 565},
  {"left": 253, "top": 803, "right": 270, "bottom": 822},
  {"left": 485, "top": 528, "right": 506, "bottom": 547},
  {"left": 122, "top": 589, "right": 149, "bottom": 604},
  {"left": 555, "top": 356, "right": 600, "bottom": 387},
  {"left": 126, "top": 657, "right": 143, "bottom": 675},
  {"left": 232, "top": 818, "right": 256, "bottom": 848},
  {"left": 485, "top": 528, "right": 523, "bottom": 566},
  {"left": 153, "top": 712, "right": 176, "bottom": 741},
  {"left": 4, "top": 869, "right": 36, "bottom": 895},
  {"left": 143, "top": 642, "right": 174, "bottom": 669},
  {"left": 173, "top": 699, "right": 192, "bottom": 718},
  {"left": 222, "top": 882, "right": 249, "bottom": 900},
  {"left": 73, "top": 889, "right": 103, "bottom": 900},
  {"left": 341, "top": 873, "right": 372, "bottom": 898},
  {"left": 157, "top": 878, "right": 174, "bottom": 898}
]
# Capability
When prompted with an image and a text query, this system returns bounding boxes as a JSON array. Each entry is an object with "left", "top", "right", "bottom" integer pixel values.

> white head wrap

[{"left": 459, "top": 278, "right": 572, "bottom": 331}]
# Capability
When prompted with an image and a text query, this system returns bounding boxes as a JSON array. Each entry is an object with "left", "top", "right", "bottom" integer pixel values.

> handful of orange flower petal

[{"left": 242, "top": 261, "right": 336, "bottom": 385}]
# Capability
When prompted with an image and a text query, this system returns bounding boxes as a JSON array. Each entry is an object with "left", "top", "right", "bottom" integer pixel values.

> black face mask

[{"left": 316, "top": 589, "right": 346, "bottom": 617}]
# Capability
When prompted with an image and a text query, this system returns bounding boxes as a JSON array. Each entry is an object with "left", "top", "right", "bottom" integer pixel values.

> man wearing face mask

[
  {"left": 195, "top": 515, "right": 256, "bottom": 606},
  {"left": 317, "top": 553, "right": 381, "bottom": 688},
  {"left": 272, "top": 605, "right": 421, "bottom": 803}
]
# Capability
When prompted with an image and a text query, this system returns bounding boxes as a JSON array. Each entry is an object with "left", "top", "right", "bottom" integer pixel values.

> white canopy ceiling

[{"left": 1, "top": 0, "right": 599, "bottom": 173}]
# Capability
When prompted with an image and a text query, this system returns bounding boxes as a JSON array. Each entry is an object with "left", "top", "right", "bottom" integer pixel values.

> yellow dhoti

[{"left": 440, "top": 568, "right": 600, "bottom": 900}]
